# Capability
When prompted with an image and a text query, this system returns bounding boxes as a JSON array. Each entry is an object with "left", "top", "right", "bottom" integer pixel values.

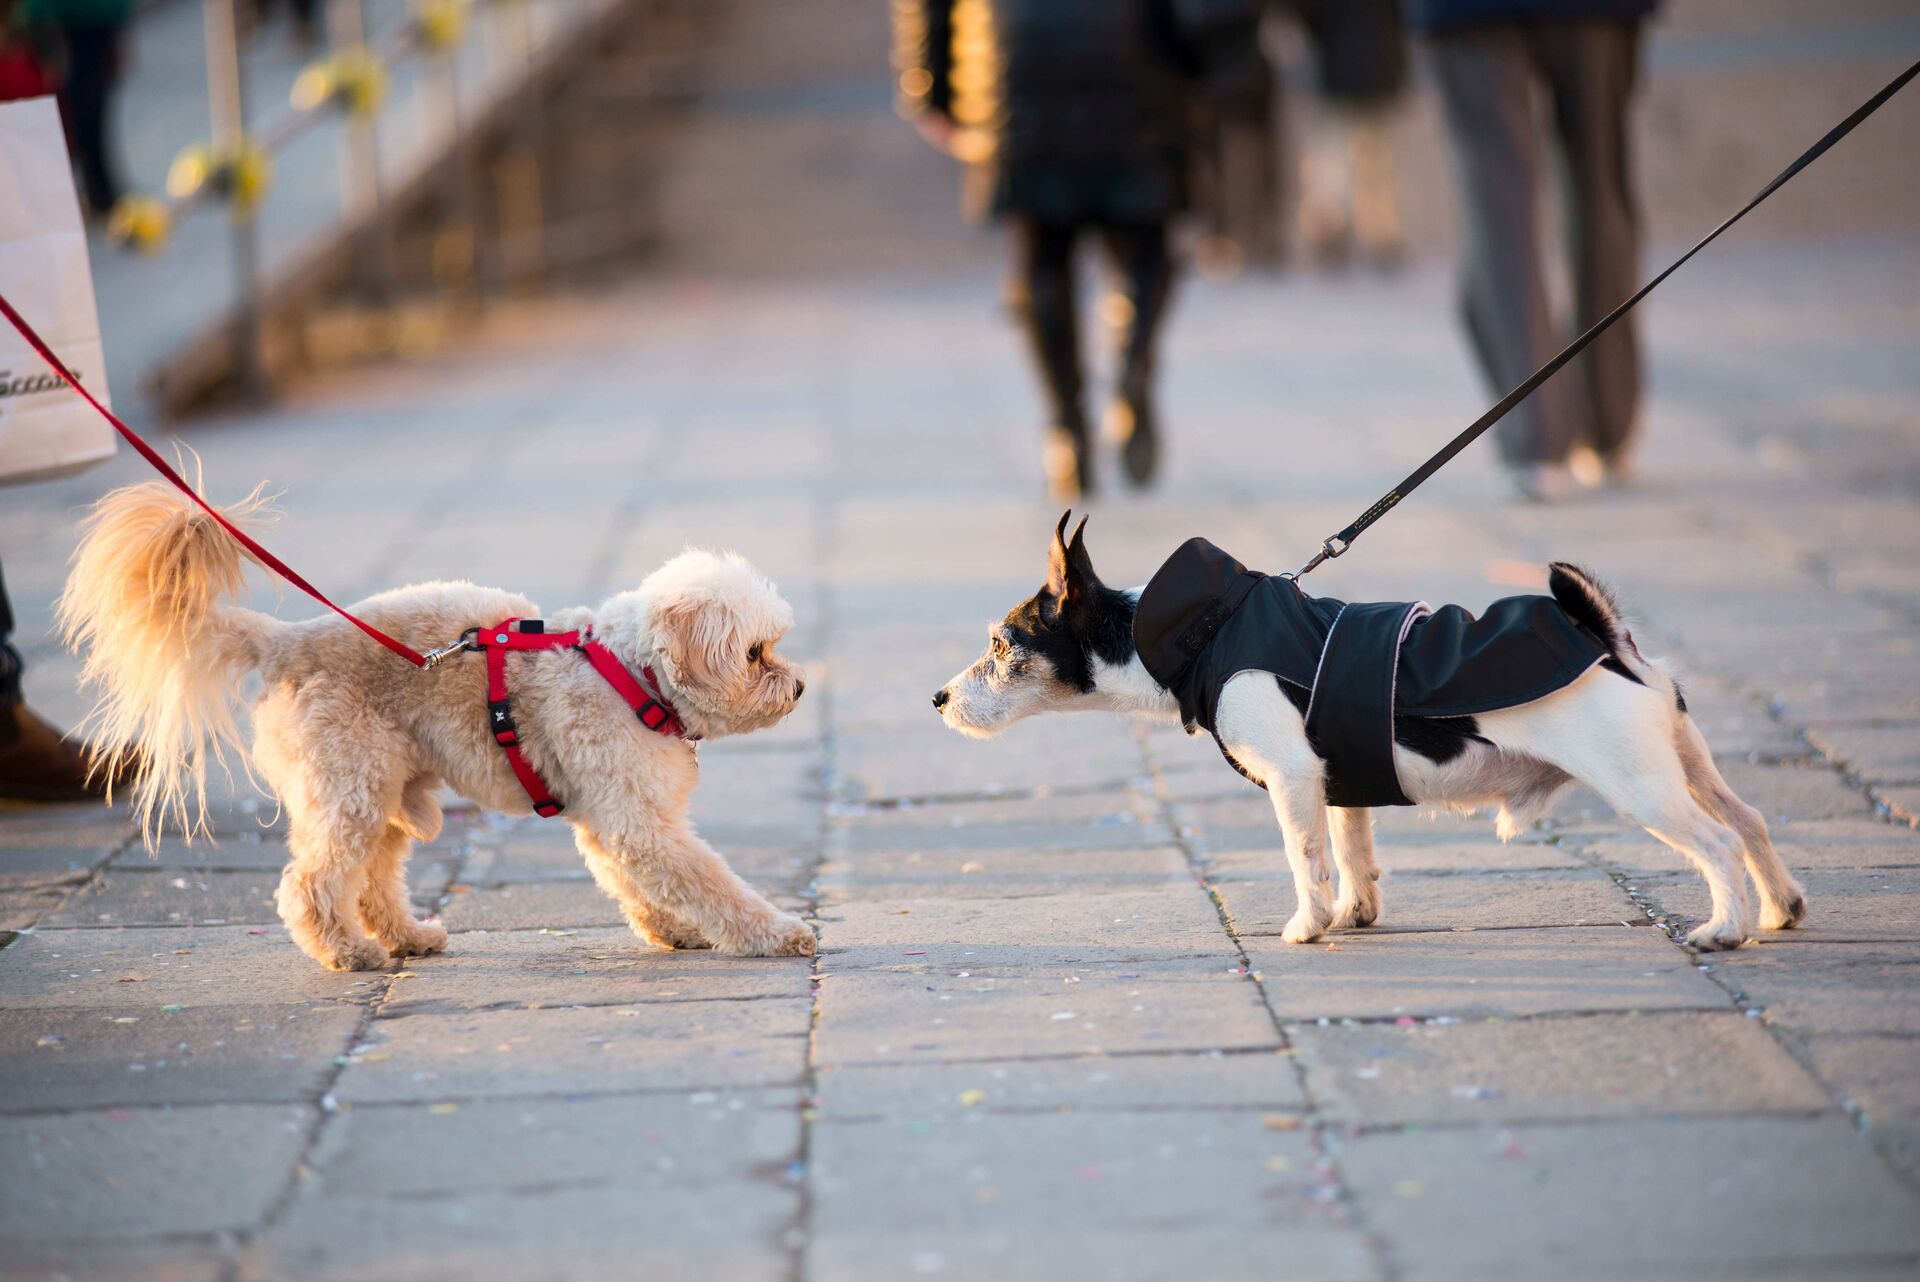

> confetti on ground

[
  {"left": 160, "top": 1004, "right": 185, "bottom": 1012},
  {"left": 1394, "top": 1180, "right": 1425, "bottom": 1198},
  {"left": 36, "top": 1035, "right": 64, "bottom": 1049},
  {"left": 1265, "top": 1156, "right": 1292, "bottom": 1173},
  {"left": 1262, "top": 1114, "right": 1302, "bottom": 1131},
  {"left": 118, "top": 973, "right": 149, "bottom": 983},
  {"left": 903, "top": 950, "right": 926, "bottom": 956},
  {"left": 958, "top": 1089, "right": 987, "bottom": 1107},
  {"left": 429, "top": 1102, "right": 459, "bottom": 1114}
]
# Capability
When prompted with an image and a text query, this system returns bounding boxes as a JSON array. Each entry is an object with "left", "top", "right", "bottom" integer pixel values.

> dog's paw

[
  {"left": 1281, "top": 911, "right": 1328, "bottom": 945},
  {"left": 767, "top": 915, "right": 817, "bottom": 958},
  {"left": 387, "top": 920, "right": 448, "bottom": 958},
  {"left": 1685, "top": 919, "right": 1749, "bottom": 952},
  {"left": 320, "top": 937, "right": 392, "bottom": 972},
  {"left": 1760, "top": 890, "right": 1807, "bottom": 931},
  {"left": 1329, "top": 891, "right": 1380, "bottom": 930}
]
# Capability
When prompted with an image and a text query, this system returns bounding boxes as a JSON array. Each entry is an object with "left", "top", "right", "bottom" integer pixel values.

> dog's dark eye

[
  {"left": 990, "top": 636, "right": 1010, "bottom": 659},
  {"left": 747, "top": 643, "right": 764, "bottom": 664}
]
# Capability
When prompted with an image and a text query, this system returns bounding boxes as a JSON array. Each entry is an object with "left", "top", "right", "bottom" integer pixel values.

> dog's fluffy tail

[
  {"left": 57, "top": 479, "right": 281, "bottom": 842},
  {"left": 1548, "top": 560, "right": 1684, "bottom": 709}
]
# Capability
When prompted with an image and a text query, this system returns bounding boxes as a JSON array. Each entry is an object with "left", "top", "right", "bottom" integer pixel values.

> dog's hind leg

[
  {"left": 1572, "top": 748, "right": 1753, "bottom": 950},
  {"left": 1675, "top": 718, "right": 1805, "bottom": 930},
  {"left": 575, "top": 825, "right": 711, "bottom": 949},
  {"left": 1215, "top": 674, "right": 1335, "bottom": 944},
  {"left": 1329, "top": 807, "right": 1381, "bottom": 929},
  {"left": 277, "top": 815, "right": 390, "bottom": 972},
  {"left": 356, "top": 781, "right": 449, "bottom": 959}
]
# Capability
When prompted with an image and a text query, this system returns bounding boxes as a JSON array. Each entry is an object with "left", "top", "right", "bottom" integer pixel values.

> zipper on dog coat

[{"left": 467, "top": 618, "right": 688, "bottom": 818}]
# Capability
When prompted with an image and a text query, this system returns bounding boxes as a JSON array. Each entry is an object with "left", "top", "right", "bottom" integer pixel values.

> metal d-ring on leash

[{"left": 1289, "top": 58, "right": 1920, "bottom": 581}]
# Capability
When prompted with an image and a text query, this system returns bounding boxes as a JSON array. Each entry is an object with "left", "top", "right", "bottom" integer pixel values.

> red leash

[{"left": 0, "top": 292, "right": 428, "bottom": 667}]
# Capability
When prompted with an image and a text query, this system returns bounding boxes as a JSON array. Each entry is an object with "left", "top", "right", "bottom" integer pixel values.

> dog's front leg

[
  {"left": 1270, "top": 777, "right": 1336, "bottom": 943},
  {"left": 1328, "top": 806, "right": 1381, "bottom": 929},
  {"left": 576, "top": 821, "right": 814, "bottom": 957},
  {"left": 575, "top": 826, "right": 711, "bottom": 949},
  {"left": 1215, "top": 675, "right": 1335, "bottom": 944}
]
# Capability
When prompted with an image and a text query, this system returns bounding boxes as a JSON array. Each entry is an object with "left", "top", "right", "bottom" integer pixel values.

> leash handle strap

[
  {"left": 0, "top": 292, "right": 430, "bottom": 667},
  {"left": 1296, "top": 57, "right": 1920, "bottom": 579}
]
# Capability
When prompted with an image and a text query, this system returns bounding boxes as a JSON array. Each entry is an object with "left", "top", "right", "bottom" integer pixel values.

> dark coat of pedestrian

[
  {"left": 1410, "top": 0, "right": 1658, "bottom": 499},
  {"left": 893, "top": 0, "right": 1218, "bottom": 500}
]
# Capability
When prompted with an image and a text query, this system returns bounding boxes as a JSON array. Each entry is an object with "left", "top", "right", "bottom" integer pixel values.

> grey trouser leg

[
  {"left": 1427, "top": 20, "right": 1643, "bottom": 466},
  {"left": 1530, "top": 20, "right": 1643, "bottom": 461}
]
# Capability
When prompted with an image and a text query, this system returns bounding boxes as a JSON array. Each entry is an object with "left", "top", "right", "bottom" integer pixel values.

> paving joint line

[{"left": 1140, "top": 729, "right": 1401, "bottom": 1282}]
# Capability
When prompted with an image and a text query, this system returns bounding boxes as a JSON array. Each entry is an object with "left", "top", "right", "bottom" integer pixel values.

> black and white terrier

[{"left": 932, "top": 514, "right": 1806, "bottom": 952}]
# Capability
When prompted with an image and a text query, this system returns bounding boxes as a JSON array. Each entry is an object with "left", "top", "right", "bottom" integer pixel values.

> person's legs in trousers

[
  {"left": 0, "top": 559, "right": 99, "bottom": 802},
  {"left": 1427, "top": 26, "right": 1580, "bottom": 495},
  {"left": 1100, "top": 219, "right": 1175, "bottom": 487},
  {"left": 1532, "top": 18, "right": 1644, "bottom": 478},
  {"left": 1009, "top": 216, "right": 1093, "bottom": 499},
  {"left": 59, "top": 23, "right": 123, "bottom": 213}
]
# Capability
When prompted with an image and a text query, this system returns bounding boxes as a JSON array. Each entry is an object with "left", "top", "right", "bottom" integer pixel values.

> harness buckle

[
  {"left": 422, "top": 627, "right": 482, "bottom": 670},
  {"left": 533, "top": 800, "right": 564, "bottom": 818},
  {"left": 488, "top": 698, "right": 518, "bottom": 745}
]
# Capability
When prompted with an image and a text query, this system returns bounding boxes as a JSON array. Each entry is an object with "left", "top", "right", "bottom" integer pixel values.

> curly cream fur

[{"left": 62, "top": 482, "right": 814, "bottom": 972}]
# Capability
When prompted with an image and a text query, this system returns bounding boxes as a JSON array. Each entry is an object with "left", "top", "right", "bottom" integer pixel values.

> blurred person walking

[
  {"left": 1292, "top": 0, "right": 1407, "bottom": 269},
  {"left": 892, "top": 0, "right": 1211, "bottom": 500},
  {"left": 1410, "top": 0, "right": 1653, "bottom": 500},
  {"left": 27, "top": 0, "right": 130, "bottom": 215}
]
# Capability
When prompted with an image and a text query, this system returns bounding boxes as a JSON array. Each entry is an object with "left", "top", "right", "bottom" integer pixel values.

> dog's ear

[
  {"left": 655, "top": 595, "right": 742, "bottom": 693},
  {"left": 1046, "top": 511, "right": 1099, "bottom": 612}
]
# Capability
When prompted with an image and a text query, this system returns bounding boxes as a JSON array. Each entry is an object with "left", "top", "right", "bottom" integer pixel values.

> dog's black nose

[
  {"left": 931, "top": 688, "right": 949, "bottom": 711},
  {"left": 793, "top": 679, "right": 806, "bottom": 700}
]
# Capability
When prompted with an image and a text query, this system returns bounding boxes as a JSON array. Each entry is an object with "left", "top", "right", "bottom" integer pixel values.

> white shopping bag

[{"left": 0, "top": 95, "right": 116, "bottom": 487}]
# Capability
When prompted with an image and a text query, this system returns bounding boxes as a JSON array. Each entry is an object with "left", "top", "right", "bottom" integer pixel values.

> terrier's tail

[
  {"left": 1548, "top": 560, "right": 1684, "bottom": 710},
  {"left": 57, "top": 479, "right": 281, "bottom": 841}
]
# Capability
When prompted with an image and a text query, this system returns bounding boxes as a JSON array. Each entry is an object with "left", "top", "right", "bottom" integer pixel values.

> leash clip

[
  {"left": 1289, "top": 535, "right": 1350, "bottom": 581},
  {"left": 421, "top": 627, "right": 481, "bottom": 669}
]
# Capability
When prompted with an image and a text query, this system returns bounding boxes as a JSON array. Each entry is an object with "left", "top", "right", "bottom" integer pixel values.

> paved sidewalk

[{"left": 5, "top": 0, "right": 1920, "bottom": 1278}]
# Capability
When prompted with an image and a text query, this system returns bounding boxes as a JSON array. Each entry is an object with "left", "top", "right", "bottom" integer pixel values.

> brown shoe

[{"left": 0, "top": 702, "right": 107, "bottom": 803}]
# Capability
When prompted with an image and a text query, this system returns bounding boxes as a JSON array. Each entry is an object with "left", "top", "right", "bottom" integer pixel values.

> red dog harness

[{"left": 466, "top": 618, "right": 687, "bottom": 818}]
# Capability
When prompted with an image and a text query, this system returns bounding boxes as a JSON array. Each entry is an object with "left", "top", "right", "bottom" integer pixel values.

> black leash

[{"left": 1292, "top": 57, "right": 1920, "bottom": 580}]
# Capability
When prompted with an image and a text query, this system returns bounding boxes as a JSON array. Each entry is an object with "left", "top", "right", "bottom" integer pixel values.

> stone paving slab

[
  {"left": 310, "top": 1089, "right": 799, "bottom": 1195},
  {"left": 1713, "top": 944, "right": 1920, "bottom": 1037},
  {"left": 808, "top": 1111, "right": 1376, "bottom": 1282},
  {"left": 1338, "top": 1116, "right": 1920, "bottom": 1280},
  {"left": 0, "top": 926, "right": 378, "bottom": 1011},
  {"left": 333, "top": 1000, "right": 811, "bottom": 1102},
  {"left": 0, "top": 1243, "right": 230, "bottom": 1282},
  {"left": 0, "top": 1003, "right": 361, "bottom": 1112},
  {"left": 1293, "top": 1011, "right": 1830, "bottom": 1127},
  {"left": 817, "top": 844, "right": 1193, "bottom": 903},
  {"left": 835, "top": 786, "right": 1160, "bottom": 831},
  {"left": 819, "top": 890, "right": 1233, "bottom": 971},
  {"left": 377, "top": 928, "right": 810, "bottom": 1015},
  {"left": 109, "top": 832, "right": 298, "bottom": 872},
  {"left": 0, "top": 1104, "right": 313, "bottom": 1240},
  {"left": 813, "top": 959, "right": 1280, "bottom": 1068},
  {"left": 1245, "top": 926, "right": 1726, "bottom": 1022},
  {"left": 837, "top": 814, "right": 1179, "bottom": 855},
  {"left": 42, "top": 868, "right": 284, "bottom": 927},
  {"left": 815, "top": 1050, "right": 1308, "bottom": 1116},
  {"left": 836, "top": 722, "right": 1147, "bottom": 803},
  {"left": 1215, "top": 868, "right": 1645, "bottom": 937},
  {"left": 440, "top": 882, "right": 628, "bottom": 932},
  {"left": 263, "top": 1180, "right": 796, "bottom": 1282}
]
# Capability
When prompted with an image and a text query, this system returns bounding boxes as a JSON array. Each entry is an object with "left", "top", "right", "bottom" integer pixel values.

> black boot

[
  {"left": 1103, "top": 222, "right": 1175, "bottom": 488},
  {"left": 1013, "top": 220, "right": 1094, "bottom": 500}
]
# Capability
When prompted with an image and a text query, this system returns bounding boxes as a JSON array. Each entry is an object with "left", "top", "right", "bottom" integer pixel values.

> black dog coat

[{"left": 1133, "top": 538, "right": 1611, "bottom": 807}]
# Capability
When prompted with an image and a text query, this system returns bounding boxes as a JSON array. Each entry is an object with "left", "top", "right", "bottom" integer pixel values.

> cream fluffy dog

[{"left": 59, "top": 482, "right": 816, "bottom": 971}]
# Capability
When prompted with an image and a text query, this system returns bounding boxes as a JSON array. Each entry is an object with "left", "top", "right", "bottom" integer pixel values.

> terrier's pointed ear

[{"left": 1046, "top": 512, "right": 1098, "bottom": 607}]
